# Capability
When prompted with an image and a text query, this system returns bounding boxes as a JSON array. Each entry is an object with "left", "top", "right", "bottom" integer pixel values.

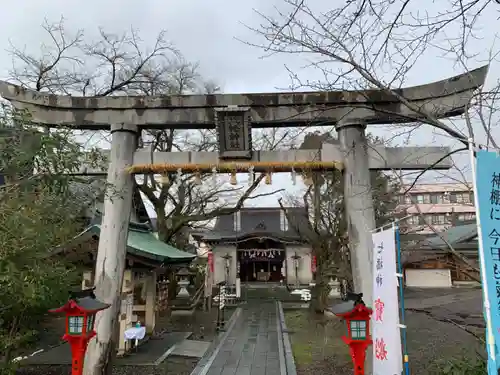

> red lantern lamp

[
  {"left": 311, "top": 255, "right": 317, "bottom": 273},
  {"left": 329, "top": 293, "right": 373, "bottom": 375},
  {"left": 49, "top": 288, "right": 110, "bottom": 375}
]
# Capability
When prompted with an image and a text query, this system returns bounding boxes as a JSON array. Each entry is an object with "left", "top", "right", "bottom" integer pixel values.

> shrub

[{"left": 437, "top": 354, "right": 486, "bottom": 375}]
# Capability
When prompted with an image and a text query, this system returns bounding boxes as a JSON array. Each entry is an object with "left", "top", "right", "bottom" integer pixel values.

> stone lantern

[{"left": 176, "top": 267, "right": 191, "bottom": 298}]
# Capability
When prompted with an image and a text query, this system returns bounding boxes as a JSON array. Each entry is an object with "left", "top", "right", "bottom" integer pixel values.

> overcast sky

[{"left": 0, "top": 0, "right": 498, "bottom": 214}]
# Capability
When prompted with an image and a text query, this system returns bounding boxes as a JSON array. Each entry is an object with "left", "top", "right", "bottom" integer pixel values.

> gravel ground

[
  {"left": 403, "top": 287, "right": 480, "bottom": 300},
  {"left": 285, "top": 307, "right": 482, "bottom": 375},
  {"left": 156, "top": 307, "right": 234, "bottom": 341},
  {"left": 16, "top": 360, "right": 200, "bottom": 375},
  {"left": 15, "top": 307, "right": 234, "bottom": 375}
]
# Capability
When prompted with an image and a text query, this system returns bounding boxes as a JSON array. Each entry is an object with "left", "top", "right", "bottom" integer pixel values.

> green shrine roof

[
  {"left": 80, "top": 222, "right": 196, "bottom": 264},
  {"left": 419, "top": 223, "right": 477, "bottom": 249}
]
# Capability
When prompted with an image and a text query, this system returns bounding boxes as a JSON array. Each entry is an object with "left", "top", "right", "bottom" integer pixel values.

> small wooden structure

[
  {"left": 401, "top": 222, "right": 479, "bottom": 287},
  {"left": 54, "top": 221, "right": 195, "bottom": 355}
]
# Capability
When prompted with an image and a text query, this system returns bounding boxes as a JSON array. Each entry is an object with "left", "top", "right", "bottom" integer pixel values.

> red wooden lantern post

[
  {"left": 329, "top": 293, "right": 373, "bottom": 375},
  {"left": 49, "top": 288, "right": 110, "bottom": 375}
]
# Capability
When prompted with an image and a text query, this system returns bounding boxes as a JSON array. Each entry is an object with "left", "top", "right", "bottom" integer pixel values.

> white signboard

[
  {"left": 219, "top": 285, "right": 226, "bottom": 310},
  {"left": 372, "top": 227, "right": 402, "bottom": 375},
  {"left": 126, "top": 294, "right": 134, "bottom": 323},
  {"left": 291, "top": 289, "right": 311, "bottom": 301}
]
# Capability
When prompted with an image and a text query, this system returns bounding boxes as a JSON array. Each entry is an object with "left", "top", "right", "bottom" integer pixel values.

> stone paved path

[{"left": 195, "top": 302, "right": 284, "bottom": 375}]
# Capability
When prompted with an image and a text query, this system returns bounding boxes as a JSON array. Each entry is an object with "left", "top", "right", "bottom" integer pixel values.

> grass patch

[
  {"left": 284, "top": 309, "right": 352, "bottom": 375},
  {"left": 284, "top": 307, "right": 483, "bottom": 375}
]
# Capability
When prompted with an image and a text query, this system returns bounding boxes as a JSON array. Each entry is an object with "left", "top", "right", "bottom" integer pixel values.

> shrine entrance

[
  {"left": 238, "top": 249, "right": 285, "bottom": 283},
  {"left": 237, "top": 239, "right": 286, "bottom": 283}
]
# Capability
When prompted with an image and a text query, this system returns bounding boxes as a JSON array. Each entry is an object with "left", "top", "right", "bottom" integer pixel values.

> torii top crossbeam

[{"left": 0, "top": 65, "right": 488, "bottom": 130}]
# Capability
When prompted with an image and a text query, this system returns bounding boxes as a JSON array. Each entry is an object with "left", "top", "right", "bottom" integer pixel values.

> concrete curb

[
  {"left": 152, "top": 332, "right": 193, "bottom": 366},
  {"left": 277, "top": 301, "right": 298, "bottom": 375},
  {"left": 276, "top": 302, "right": 287, "bottom": 375},
  {"left": 189, "top": 307, "right": 241, "bottom": 375}
]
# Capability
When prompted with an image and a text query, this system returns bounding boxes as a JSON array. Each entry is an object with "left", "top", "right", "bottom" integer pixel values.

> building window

[
  {"left": 455, "top": 192, "right": 470, "bottom": 203},
  {"left": 234, "top": 211, "right": 241, "bottom": 231},
  {"left": 431, "top": 214, "right": 450, "bottom": 225},
  {"left": 407, "top": 216, "right": 419, "bottom": 225},
  {"left": 430, "top": 194, "right": 444, "bottom": 204},
  {"left": 443, "top": 192, "right": 450, "bottom": 203},
  {"left": 415, "top": 194, "right": 431, "bottom": 204},
  {"left": 450, "top": 192, "right": 473, "bottom": 204},
  {"left": 457, "top": 213, "right": 476, "bottom": 221}
]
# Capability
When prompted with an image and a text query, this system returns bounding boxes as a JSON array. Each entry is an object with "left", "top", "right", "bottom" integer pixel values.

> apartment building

[{"left": 397, "top": 183, "right": 476, "bottom": 234}]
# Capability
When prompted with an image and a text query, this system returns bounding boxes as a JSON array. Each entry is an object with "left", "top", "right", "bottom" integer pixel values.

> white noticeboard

[
  {"left": 219, "top": 286, "right": 226, "bottom": 310},
  {"left": 126, "top": 294, "right": 134, "bottom": 323},
  {"left": 371, "top": 227, "right": 403, "bottom": 375}
]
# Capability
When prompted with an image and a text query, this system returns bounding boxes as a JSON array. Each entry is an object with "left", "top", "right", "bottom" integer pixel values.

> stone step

[
  {"left": 209, "top": 285, "right": 308, "bottom": 302},
  {"left": 171, "top": 308, "right": 196, "bottom": 316}
]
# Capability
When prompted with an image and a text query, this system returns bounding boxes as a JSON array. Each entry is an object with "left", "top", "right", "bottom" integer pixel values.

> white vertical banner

[{"left": 372, "top": 227, "right": 403, "bottom": 375}]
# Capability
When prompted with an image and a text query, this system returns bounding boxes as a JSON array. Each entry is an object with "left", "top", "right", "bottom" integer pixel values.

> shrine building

[{"left": 192, "top": 207, "right": 315, "bottom": 287}]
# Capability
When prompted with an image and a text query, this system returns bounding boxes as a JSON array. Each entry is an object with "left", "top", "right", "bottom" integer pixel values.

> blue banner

[{"left": 476, "top": 150, "right": 500, "bottom": 373}]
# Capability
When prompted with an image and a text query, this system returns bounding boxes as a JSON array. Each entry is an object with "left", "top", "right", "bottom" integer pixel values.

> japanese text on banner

[
  {"left": 372, "top": 227, "right": 402, "bottom": 375},
  {"left": 476, "top": 150, "right": 500, "bottom": 370}
]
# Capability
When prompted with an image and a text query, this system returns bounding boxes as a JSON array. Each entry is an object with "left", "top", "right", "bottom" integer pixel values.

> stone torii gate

[{"left": 0, "top": 64, "right": 487, "bottom": 372}]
